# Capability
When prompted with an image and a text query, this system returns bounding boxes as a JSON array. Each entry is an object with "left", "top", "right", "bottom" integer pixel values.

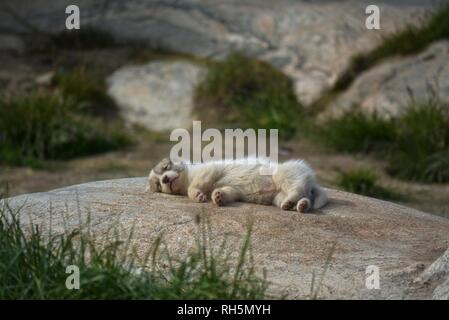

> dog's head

[{"left": 146, "top": 158, "right": 186, "bottom": 195}]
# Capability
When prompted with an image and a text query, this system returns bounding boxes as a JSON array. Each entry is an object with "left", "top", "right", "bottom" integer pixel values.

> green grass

[
  {"left": 337, "top": 169, "right": 399, "bottom": 200},
  {"left": 387, "top": 100, "right": 449, "bottom": 183},
  {"left": 54, "top": 67, "right": 117, "bottom": 117},
  {"left": 0, "top": 93, "right": 130, "bottom": 167},
  {"left": 319, "top": 100, "right": 449, "bottom": 183},
  {"left": 0, "top": 203, "right": 268, "bottom": 299},
  {"left": 317, "top": 109, "right": 396, "bottom": 154},
  {"left": 335, "top": 3, "right": 449, "bottom": 91},
  {"left": 49, "top": 26, "right": 117, "bottom": 50},
  {"left": 194, "top": 53, "right": 302, "bottom": 139}
]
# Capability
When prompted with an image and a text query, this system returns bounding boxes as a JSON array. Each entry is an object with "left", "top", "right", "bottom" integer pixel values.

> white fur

[{"left": 146, "top": 157, "right": 328, "bottom": 213}]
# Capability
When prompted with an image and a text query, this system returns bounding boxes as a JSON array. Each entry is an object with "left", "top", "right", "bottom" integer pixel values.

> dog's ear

[
  {"left": 153, "top": 158, "right": 173, "bottom": 174},
  {"left": 160, "top": 158, "right": 173, "bottom": 171},
  {"left": 161, "top": 157, "right": 172, "bottom": 167},
  {"left": 146, "top": 173, "right": 161, "bottom": 192},
  {"left": 151, "top": 179, "right": 161, "bottom": 192}
]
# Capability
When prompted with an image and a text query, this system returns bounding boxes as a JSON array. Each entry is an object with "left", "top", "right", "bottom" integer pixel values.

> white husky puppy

[{"left": 145, "top": 157, "right": 328, "bottom": 213}]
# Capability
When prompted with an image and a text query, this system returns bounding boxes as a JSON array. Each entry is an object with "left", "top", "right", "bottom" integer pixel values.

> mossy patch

[
  {"left": 337, "top": 169, "right": 400, "bottom": 200},
  {"left": 0, "top": 93, "right": 130, "bottom": 167},
  {"left": 318, "top": 100, "right": 449, "bottom": 183},
  {"left": 194, "top": 53, "right": 302, "bottom": 139}
]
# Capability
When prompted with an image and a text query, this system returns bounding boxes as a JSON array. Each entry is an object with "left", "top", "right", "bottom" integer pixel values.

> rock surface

[
  {"left": 107, "top": 60, "right": 206, "bottom": 131},
  {"left": 5, "top": 177, "right": 449, "bottom": 299},
  {"left": 1, "top": 0, "right": 432, "bottom": 105},
  {"left": 418, "top": 247, "right": 449, "bottom": 300},
  {"left": 327, "top": 41, "right": 449, "bottom": 118},
  {"left": 433, "top": 278, "right": 449, "bottom": 300}
]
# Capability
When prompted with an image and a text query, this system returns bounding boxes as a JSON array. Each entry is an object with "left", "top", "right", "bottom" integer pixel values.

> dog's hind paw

[
  {"left": 212, "top": 190, "right": 224, "bottom": 206},
  {"left": 195, "top": 191, "right": 207, "bottom": 203},
  {"left": 281, "top": 200, "right": 294, "bottom": 210},
  {"left": 296, "top": 198, "right": 311, "bottom": 213}
]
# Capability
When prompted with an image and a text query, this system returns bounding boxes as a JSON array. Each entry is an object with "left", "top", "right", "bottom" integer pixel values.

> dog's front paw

[
  {"left": 296, "top": 198, "right": 311, "bottom": 213},
  {"left": 195, "top": 190, "right": 207, "bottom": 203},
  {"left": 212, "top": 190, "right": 224, "bottom": 206}
]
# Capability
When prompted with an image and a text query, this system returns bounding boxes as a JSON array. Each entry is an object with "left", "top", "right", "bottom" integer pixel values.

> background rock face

[
  {"left": 328, "top": 41, "right": 449, "bottom": 118},
  {"left": 107, "top": 61, "right": 205, "bottom": 131},
  {"left": 1, "top": 0, "right": 431, "bottom": 105},
  {"left": 0, "top": 33, "right": 24, "bottom": 53},
  {"left": 5, "top": 178, "right": 449, "bottom": 299}
]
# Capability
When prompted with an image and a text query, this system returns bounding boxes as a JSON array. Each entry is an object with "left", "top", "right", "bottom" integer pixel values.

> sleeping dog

[{"left": 146, "top": 157, "right": 328, "bottom": 213}]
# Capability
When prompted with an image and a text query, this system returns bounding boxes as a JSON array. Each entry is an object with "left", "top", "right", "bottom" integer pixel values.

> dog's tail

[{"left": 312, "top": 185, "right": 328, "bottom": 209}]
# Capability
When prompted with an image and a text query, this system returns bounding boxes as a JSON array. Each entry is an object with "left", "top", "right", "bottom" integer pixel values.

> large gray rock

[
  {"left": 4, "top": 177, "right": 449, "bottom": 299},
  {"left": 0, "top": 33, "right": 24, "bottom": 53},
  {"left": 327, "top": 41, "right": 449, "bottom": 118},
  {"left": 417, "top": 248, "right": 449, "bottom": 300},
  {"left": 0, "top": 0, "right": 432, "bottom": 105},
  {"left": 107, "top": 60, "right": 206, "bottom": 131}
]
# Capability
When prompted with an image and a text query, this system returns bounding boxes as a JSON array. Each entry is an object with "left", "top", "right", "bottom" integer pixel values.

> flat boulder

[
  {"left": 107, "top": 60, "right": 206, "bottom": 131},
  {"left": 5, "top": 177, "right": 449, "bottom": 299}
]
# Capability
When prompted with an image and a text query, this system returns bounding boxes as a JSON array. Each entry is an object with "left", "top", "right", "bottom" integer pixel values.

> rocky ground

[{"left": 0, "top": 0, "right": 433, "bottom": 105}]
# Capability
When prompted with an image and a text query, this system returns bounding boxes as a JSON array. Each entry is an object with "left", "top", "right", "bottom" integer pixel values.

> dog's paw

[
  {"left": 296, "top": 198, "right": 311, "bottom": 213},
  {"left": 281, "top": 200, "right": 294, "bottom": 210},
  {"left": 195, "top": 191, "right": 207, "bottom": 203},
  {"left": 212, "top": 190, "right": 225, "bottom": 206}
]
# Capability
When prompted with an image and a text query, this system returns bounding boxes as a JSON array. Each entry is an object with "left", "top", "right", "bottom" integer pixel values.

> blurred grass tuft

[
  {"left": 0, "top": 93, "right": 130, "bottom": 167},
  {"left": 194, "top": 53, "right": 302, "bottom": 139}
]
